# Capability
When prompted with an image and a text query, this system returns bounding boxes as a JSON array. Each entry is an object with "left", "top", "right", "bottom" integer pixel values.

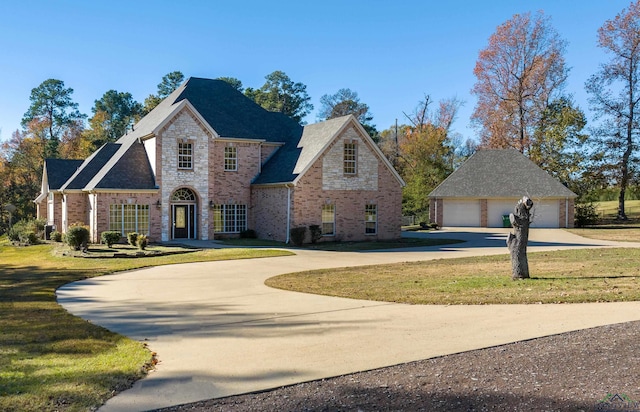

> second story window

[
  {"left": 224, "top": 146, "right": 237, "bottom": 171},
  {"left": 344, "top": 142, "right": 357, "bottom": 175},
  {"left": 178, "top": 142, "right": 193, "bottom": 169}
]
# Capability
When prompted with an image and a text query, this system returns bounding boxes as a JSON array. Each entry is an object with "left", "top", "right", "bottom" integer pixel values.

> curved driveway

[{"left": 57, "top": 229, "right": 640, "bottom": 412}]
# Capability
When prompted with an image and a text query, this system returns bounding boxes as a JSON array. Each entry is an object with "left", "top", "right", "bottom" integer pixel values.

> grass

[
  {"left": 0, "top": 240, "right": 292, "bottom": 412},
  {"left": 266, "top": 248, "right": 640, "bottom": 305},
  {"left": 568, "top": 200, "right": 640, "bottom": 241}
]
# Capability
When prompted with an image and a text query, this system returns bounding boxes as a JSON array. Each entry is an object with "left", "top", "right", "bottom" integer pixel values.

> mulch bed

[{"left": 154, "top": 320, "right": 640, "bottom": 411}]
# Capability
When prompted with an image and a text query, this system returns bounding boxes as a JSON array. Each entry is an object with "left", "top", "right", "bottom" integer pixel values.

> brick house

[
  {"left": 428, "top": 149, "right": 576, "bottom": 228},
  {"left": 35, "top": 77, "right": 405, "bottom": 243}
]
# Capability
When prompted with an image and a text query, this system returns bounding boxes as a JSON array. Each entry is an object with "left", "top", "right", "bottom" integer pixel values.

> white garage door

[
  {"left": 487, "top": 199, "right": 517, "bottom": 227},
  {"left": 530, "top": 200, "right": 559, "bottom": 228},
  {"left": 443, "top": 200, "right": 481, "bottom": 227}
]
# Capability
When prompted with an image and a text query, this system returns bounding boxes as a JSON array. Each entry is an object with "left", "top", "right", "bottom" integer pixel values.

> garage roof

[{"left": 429, "top": 149, "right": 577, "bottom": 198}]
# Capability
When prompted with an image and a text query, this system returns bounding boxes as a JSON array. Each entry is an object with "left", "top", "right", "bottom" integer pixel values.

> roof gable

[
  {"left": 429, "top": 149, "right": 576, "bottom": 198},
  {"left": 89, "top": 141, "right": 156, "bottom": 190},
  {"left": 60, "top": 144, "right": 121, "bottom": 190},
  {"left": 43, "top": 158, "right": 84, "bottom": 190}
]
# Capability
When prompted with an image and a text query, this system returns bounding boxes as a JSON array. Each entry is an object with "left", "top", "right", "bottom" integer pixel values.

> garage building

[{"left": 428, "top": 149, "right": 577, "bottom": 228}]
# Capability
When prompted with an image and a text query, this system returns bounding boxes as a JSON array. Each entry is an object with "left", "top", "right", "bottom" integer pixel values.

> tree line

[{"left": 2, "top": 1, "right": 640, "bottom": 230}]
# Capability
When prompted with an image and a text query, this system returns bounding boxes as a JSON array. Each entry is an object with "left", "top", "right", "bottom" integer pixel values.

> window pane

[
  {"left": 109, "top": 204, "right": 122, "bottom": 234},
  {"left": 178, "top": 143, "right": 193, "bottom": 169},
  {"left": 344, "top": 143, "right": 357, "bottom": 174},
  {"left": 213, "top": 205, "right": 223, "bottom": 232},
  {"left": 138, "top": 205, "right": 149, "bottom": 235},
  {"left": 224, "top": 146, "right": 237, "bottom": 171},
  {"left": 123, "top": 205, "right": 136, "bottom": 234},
  {"left": 321, "top": 204, "right": 335, "bottom": 235},
  {"left": 365, "top": 204, "right": 377, "bottom": 234}
]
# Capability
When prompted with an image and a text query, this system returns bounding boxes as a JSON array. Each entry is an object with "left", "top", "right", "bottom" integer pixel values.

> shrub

[
  {"left": 289, "top": 226, "right": 306, "bottom": 246},
  {"left": 240, "top": 229, "right": 257, "bottom": 239},
  {"left": 66, "top": 225, "right": 90, "bottom": 251},
  {"left": 101, "top": 231, "right": 121, "bottom": 248},
  {"left": 574, "top": 202, "right": 599, "bottom": 227},
  {"left": 309, "top": 225, "right": 322, "bottom": 244},
  {"left": 7, "top": 219, "right": 41, "bottom": 245},
  {"left": 127, "top": 232, "right": 139, "bottom": 247},
  {"left": 136, "top": 234, "right": 148, "bottom": 250},
  {"left": 50, "top": 230, "right": 63, "bottom": 242}
]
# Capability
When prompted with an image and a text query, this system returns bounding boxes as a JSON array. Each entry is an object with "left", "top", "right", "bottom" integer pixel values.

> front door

[{"left": 172, "top": 204, "right": 196, "bottom": 239}]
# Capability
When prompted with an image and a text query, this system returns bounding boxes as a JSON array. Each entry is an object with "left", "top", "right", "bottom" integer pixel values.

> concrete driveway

[{"left": 57, "top": 229, "right": 640, "bottom": 412}]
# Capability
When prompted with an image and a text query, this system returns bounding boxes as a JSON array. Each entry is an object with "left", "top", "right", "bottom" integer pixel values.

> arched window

[{"left": 171, "top": 188, "right": 196, "bottom": 202}]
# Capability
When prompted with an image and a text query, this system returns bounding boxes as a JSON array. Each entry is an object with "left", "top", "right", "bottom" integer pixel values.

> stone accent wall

[
  {"left": 157, "top": 109, "right": 211, "bottom": 240},
  {"left": 322, "top": 126, "right": 378, "bottom": 191},
  {"left": 250, "top": 185, "right": 289, "bottom": 241}
]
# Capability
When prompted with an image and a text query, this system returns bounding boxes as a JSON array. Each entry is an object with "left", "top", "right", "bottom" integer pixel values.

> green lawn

[
  {"left": 0, "top": 240, "right": 292, "bottom": 412},
  {"left": 266, "top": 248, "right": 640, "bottom": 305}
]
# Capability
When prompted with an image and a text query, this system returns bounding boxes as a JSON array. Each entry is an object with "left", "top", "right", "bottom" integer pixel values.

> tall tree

[
  {"left": 21, "top": 79, "right": 85, "bottom": 159},
  {"left": 89, "top": 90, "right": 142, "bottom": 144},
  {"left": 471, "top": 11, "right": 568, "bottom": 154},
  {"left": 245, "top": 71, "right": 313, "bottom": 123},
  {"left": 142, "top": 71, "right": 185, "bottom": 115},
  {"left": 217, "top": 76, "right": 244, "bottom": 91},
  {"left": 585, "top": 1, "right": 640, "bottom": 220},
  {"left": 399, "top": 96, "right": 460, "bottom": 219},
  {"left": 529, "top": 97, "right": 588, "bottom": 188},
  {"left": 318, "top": 88, "right": 378, "bottom": 139}
]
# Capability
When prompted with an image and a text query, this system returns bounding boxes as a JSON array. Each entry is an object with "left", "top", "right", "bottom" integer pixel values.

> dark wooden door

[{"left": 173, "top": 205, "right": 195, "bottom": 238}]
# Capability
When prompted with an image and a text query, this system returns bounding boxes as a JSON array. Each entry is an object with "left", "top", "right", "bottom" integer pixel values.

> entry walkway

[{"left": 57, "top": 229, "right": 640, "bottom": 412}]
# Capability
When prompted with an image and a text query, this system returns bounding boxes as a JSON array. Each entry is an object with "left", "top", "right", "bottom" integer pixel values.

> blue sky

[{"left": 0, "top": 0, "right": 633, "bottom": 144}]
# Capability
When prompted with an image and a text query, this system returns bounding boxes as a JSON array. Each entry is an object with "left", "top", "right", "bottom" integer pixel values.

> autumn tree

[
  {"left": 398, "top": 96, "right": 460, "bottom": 219},
  {"left": 318, "top": 88, "right": 377, "bottom": 139},
  {"left": 585, "top": 1, "right": 640, "bottom": 220},
  {"left": 21, "top": 79, "right": 85, "bottom": 159},
  {"left": 245, "top": 71, "right": 313, "bottom": 123},
  {"left": 142, "top": 71, "right": 185, "bottom": 115},
  {"left": 471, "top": 11, "right": 568, "bottom": 154}
]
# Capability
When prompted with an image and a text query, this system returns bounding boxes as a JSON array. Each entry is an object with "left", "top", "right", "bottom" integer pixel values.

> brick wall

[
  {"left": 559, "top": 198, "right": 576, "bottom": 228},
  {"left": 64, "top": 193, "right": 87, "bottom": 228},
  {"left": 289, "top": 126, "right": 402, "bottom": 242},
  {"left": 250, "top": 185, "right": 289, "bottom": 241},
  {"left": 94, "top": 192, "right": 162, "bottom": 243}
]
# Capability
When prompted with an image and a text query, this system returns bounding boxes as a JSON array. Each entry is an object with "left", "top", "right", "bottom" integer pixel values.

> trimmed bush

[
  {"left": 66, "top": 225, "right": 90, "bottom": 251},
  {"left": 50, "top": 230, "right": 63, "bottom": 242},
  {"left": 240, "top": 229, "right": 257, "bottom": 239},
  {"left": 127, "top": 232, "right": 139, "bottom": 247},
  {"left": 309, "top": 225, "right": 322, "bottom": 244},
  {"left": 290, "top": 226, "right": 306, "bottom": 246},
  {"left": 136, "top": 234, "right": 148, "bottom": 250},
  {"left": 101, "top": 231, "right": 121, "bottom": 248}
]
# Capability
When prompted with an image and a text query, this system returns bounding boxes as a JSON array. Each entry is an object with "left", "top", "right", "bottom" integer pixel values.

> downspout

[
  {"left": 565, "top": 197, "right": 569, "bottom": 228},
  {"left": 286, "top": 184, "right": 292, "bottom": 244}
]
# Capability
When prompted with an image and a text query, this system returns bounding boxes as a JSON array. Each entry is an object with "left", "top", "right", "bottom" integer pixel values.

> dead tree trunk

[{"left": 506, "top": 196, "right": 534, "bottom": 280}]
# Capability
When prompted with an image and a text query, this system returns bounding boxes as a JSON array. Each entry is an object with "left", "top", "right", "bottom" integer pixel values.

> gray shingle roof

[
  {"left": 429, "top": 149, "right": 576, "bottom": 198},
  {"left": 44, "top": 159, "right": 84, "bottom": 190}
]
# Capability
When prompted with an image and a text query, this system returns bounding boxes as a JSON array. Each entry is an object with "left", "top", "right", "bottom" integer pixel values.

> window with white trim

[
  {"left": 321, "top": 204, "right": 335, "bottom": 235},
  {"left": 212, "top": 204, "right": 247, "bottom": 233},
  {"left": 224, "top": 146, "right": 237, "bottom": 171},
  {"left": 365, "top": 204, "right": 377, "bottom": 234},
  {"left": 344, "top": 142, "right": 357, "bottom": 175},
  {"left": 109, "top": 204, "right": 150, "bottom": 235},
  {"left": 178, "top": 142, "right": 193, "bottom": 169}
]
